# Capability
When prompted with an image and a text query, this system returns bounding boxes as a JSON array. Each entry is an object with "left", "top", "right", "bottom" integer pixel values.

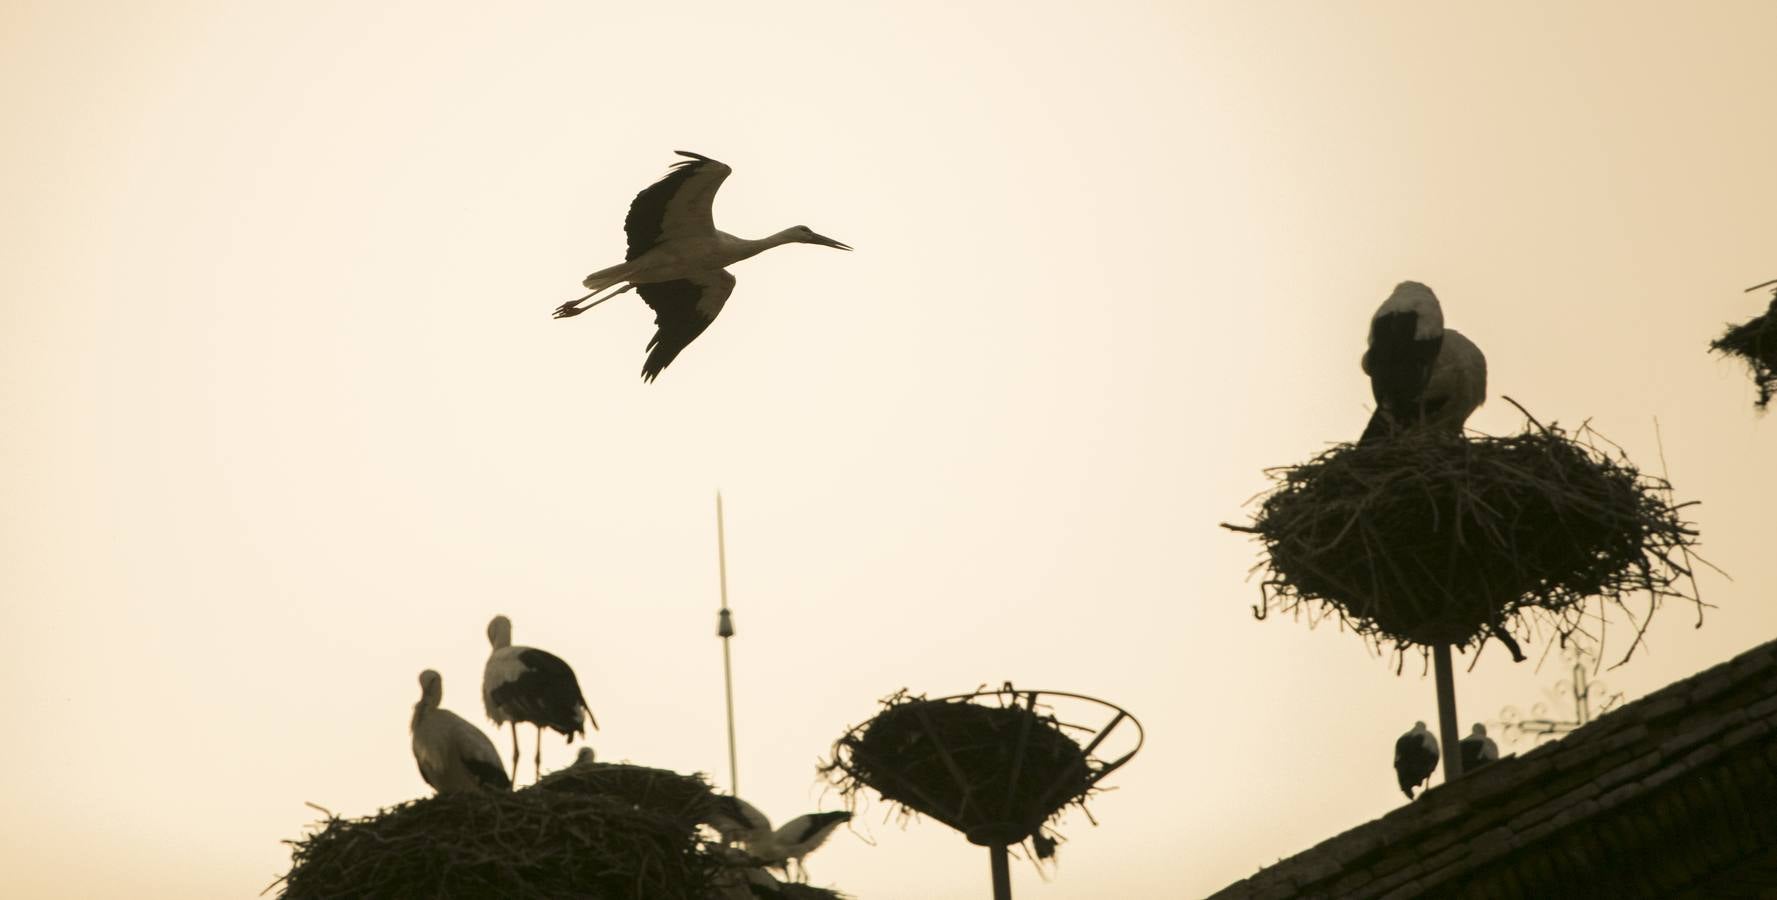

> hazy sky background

[{"left": 3, "top": 2, "right": 1774, "bottom": 897}]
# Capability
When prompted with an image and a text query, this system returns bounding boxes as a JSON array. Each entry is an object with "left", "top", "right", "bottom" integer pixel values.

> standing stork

[
  {"left": 1360, "top": 282, "right": 1489, "bottom": 444},
  {"left": 552, "top": 151, "right": 852, "bottom": 381},
  {"left": 1460, "top": 723, "right": 1499, "bottom": 772},
  {"left": 1394, "top": 720, "right": 1441, "bottom": 799},
  {"left": 410, "top": 670, "right": 511, "bottom": 795},
  {"left": 747, "top": 810, "right": 853, "bottom": 884},
  {"left": 482, "top": 615, "right": 598, "bottom": 784}
]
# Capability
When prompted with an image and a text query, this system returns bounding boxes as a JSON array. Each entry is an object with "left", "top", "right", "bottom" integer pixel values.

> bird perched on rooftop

[
  {"left": 1460, "top": 723, "right": 1499, "bottom": 772},
  {"left": 745, "top": 810, "right": 852, "bottom": 884},
  {"left": 552, "top": 151, "right": 852, "bottom": 381},
  {"left": 482, "top": 615, "right": 598, "bottom": 784},
  {"left": 410, "top": 669, "right": 511, "bottom": 795},
  {"left": 1360, "top": 282, "right": 1488, "bottom": 444},
  {"left": 1394, "top": 720, "right": 1440, "bottom": 799}
]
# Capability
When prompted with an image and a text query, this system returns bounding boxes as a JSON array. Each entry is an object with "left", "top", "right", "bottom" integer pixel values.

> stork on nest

[
  {"left": 1224, "top": 403, "right": 1705, "bottom": 668},
  {"left": 272, "top": 762, "right": 848, "bottom": 900},
  {"left": 1709, "top": 279, "right": 1777, "bottom": 409}
]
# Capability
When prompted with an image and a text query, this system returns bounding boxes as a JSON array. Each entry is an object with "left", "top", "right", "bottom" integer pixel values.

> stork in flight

[
  {"left": 1359, "top": 281, "right": 1488, "bottom": 444},
  {"left": 552, "top": 151, "right": 852, "bottom": 381}
]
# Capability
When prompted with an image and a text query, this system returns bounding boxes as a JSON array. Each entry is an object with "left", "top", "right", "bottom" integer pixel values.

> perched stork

[
  {"left": 1361, "top": 281, "right": 1444, "bottom": 444},
  {"left": 748, "top": 810, "right": 852, "bottom": 883},
  {"left": 1460, "top": 723, "right": 1499, "bottom": 772},
  {"left": 704, "top": 794, "right": 774, "bottom": 846},
  {"left": 552, "top": 151, "right": 852, "bottom": 381},
  {"left": 482, "top": 615, "right": 598, "bottom": 784},
  {"left": 410, "top": 670, "right": 511, "bottom": 795},
  {"left": 1394, "top": 721, "right": 1440, "bottom": 799}
]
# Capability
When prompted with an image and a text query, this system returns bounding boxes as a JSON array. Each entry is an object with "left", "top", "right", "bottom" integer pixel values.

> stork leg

[
  {"left": 535, "top": 725, "right": 545, "bottom": 782},
  {"left": 553, "top": 283, "right": 634, "bottom": 319},
  {"left": 510, "top": 723, "right": 522, "bottom": 784}
]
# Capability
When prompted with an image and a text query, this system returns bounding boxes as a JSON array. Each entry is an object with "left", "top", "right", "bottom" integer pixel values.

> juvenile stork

[
  {"left": 410, "top": 670, "right": 511, "bottom": 794},
  {"left": 748, "top": 810, "right": 852, "bottom": 884},
  {"left": 482, "top": 615, "right": 598, "bottom": 784},
  {"left": 1394, "top": 721, "right": 1440, "bottom": 799},
  {"left": 553, "top": 151, "right": 852, "bottom": 381},
  {"left": 1460, "top": 723, "right": 1499, "bottom": 772}
]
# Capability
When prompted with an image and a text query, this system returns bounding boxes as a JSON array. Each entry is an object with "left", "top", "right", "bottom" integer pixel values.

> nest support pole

[
  {"left": 1434, "top": 644, "right": 1464, "bottom": 783},
  {"left": 990, "top": 844, "right": 1012, "bottom": 900}
]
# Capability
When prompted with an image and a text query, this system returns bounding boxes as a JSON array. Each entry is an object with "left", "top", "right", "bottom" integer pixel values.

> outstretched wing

[
  {"left": 625, "top": 151, "right": 732, "bottom": 261},
  {"left": 638, "top": 270, "right": 736, "bottom": 382}
]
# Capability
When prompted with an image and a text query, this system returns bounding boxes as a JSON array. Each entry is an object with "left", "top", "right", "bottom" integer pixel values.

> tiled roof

[{"left": 1209, "top": 639, "right": 1777, "bottom": 899}]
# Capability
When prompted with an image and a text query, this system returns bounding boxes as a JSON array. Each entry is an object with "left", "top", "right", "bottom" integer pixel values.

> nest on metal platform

[
  {"left": 1224, "top": 408, "right": 1703, "bottom": 665},
  {"left": 274, "top": 762, "right": 843, "bottom": 900},
  {"left": 1710, "top": 284, "right": 1777, "bottom": 409},
  {"left": 820, "top": 689, "right": 1099, "bottom": 851}
]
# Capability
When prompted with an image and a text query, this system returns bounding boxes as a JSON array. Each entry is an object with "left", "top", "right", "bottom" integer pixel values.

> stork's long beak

[{"left": 806, "top": 232, "right": 852, "bottom": 251}]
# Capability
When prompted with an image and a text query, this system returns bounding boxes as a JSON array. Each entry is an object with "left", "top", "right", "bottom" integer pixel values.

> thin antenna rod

[{"left": 716, "top": 492, "right": 740, "bottom": 795}]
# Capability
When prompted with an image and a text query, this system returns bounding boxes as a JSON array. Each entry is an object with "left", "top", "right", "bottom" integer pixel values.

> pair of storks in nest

[{"left": 409, "top": 614, "right": 598, "bottom": 794}]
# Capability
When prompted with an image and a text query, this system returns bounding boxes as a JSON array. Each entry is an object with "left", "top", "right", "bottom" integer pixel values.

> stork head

[
  {"left": 1374, "top": 281, "right": 1444, "bottom": 340},
  {"left": 417, "top": 669, "right": 443, "bottom": 707},
  {"left": 1470, "top": 723, "right": 1488, "bottom": 737},
  {"left": 785, "top": 225, "right": 852, "bottom": 251},
  {"left": 1413, "top": 720, "right": 1428, "bottom": 732},
  {"left": 487, "top": 615, "right": 513, "bottom": 649}
]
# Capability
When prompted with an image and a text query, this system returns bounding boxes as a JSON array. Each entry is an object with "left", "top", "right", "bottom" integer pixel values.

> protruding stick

[{"left": 1434, "top": 644, "right": 1463, "bottom": 783}]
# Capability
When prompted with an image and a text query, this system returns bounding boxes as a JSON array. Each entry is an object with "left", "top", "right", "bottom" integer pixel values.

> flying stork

[
  {"left": 1359, "top": 282, "right": 1488, "bottom": 444},
  {"left": 410, "top": 669, "right": 511, "bottom": 795},
  {"left": 746, "top": 810, "right": 853, "bottom": 884},
  {"left": 482, "top": 615, "right": 599, "bottom": 784},
  {"left": 1394, "top": 720, "right": 1440, "bottom": 799},
  {"left": 552, "top": 151, "right": 852, "bottom": 381},
  {"left": 1460, "top": 723, "right": 1499, "bottom": 772}
]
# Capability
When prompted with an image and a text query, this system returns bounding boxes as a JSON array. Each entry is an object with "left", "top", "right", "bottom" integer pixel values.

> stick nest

[
  {"left": 820, "top": 689, "right": 1098, "bottom": 848},
  {"left": 1710, "top": 291, "right": 1777, "bottom": 409},
  {"left": 1227, "top": 417, "right": 1703, "bottom": 660},
  {"left": 276, "top": 762, "right": 843, "bottom": 900}
]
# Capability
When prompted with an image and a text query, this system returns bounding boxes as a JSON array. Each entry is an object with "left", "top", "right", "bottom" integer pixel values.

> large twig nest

[
  {"left": 1226, "top": 412, "right": 1703, "bottom": 661},
  {"left": 821, "top": 688, "right": 1124, "bottom": 850},
  {"left": 275, "top": 762, "right": 844, "bottom": 900},
  {"left": 1710, "top": 287, "right": 1777, "bottom": 409}
]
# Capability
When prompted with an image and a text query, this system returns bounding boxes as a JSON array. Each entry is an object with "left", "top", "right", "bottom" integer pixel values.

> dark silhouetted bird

[{"left": 1394, "top": 720, "right": 1440, "bottom": 799}]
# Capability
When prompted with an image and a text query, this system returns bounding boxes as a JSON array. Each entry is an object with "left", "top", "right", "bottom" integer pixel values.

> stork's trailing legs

[{"left": 553, "top": 283, "right": 634, "bottom": 319}]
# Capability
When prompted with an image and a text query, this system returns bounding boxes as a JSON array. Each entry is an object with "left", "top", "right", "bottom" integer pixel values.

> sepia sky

[{"left": 2, "top": 2, "right": 1774, "bottom": 897}]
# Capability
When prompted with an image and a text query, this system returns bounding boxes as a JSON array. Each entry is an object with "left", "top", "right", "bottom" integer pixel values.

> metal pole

[
  {"left": 989, "top": 845, "right": 1011, "bottom": 900},
  {"left": 717, "top": 492, "right": 739, "bottom": 795},
  {"left": 1433, "top": 644, "right": 1463, "bottom": 783}
]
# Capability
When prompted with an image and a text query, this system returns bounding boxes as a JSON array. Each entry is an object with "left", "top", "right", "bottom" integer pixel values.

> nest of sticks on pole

[
  {"left": 820, "top": 688, "right": 1108, "bottom": 853},
  {"left": 1710, "top": 283, "right": 1777, "bottom": 409},
  {"left": 275, "top": 762, "right": 844, "bottom": 900},
  {"left": 1224, "top": 405, "right": 1704, "bottom": 664}
]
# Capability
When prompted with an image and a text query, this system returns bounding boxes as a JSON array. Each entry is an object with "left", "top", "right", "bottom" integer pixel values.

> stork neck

[{"left": 730, "top": 230, "right": 798, "bottom": 261}]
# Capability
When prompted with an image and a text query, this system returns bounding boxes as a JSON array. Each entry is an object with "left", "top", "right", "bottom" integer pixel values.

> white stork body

[
  {"left": 1394, "top": 720, "right": 1441, "bottom": 799},
  {"left": 553, "top": 151, "right": 851, "bottom": 381},
  {"left": 703, "top": 794, "right": 774, "bottom": 846},
  {"left": 747, "top": 810, "right": 852, "bottom": 883},
  {"left": 410, "top": 670, "right": 511, "bottom": 795},
  {"left": 482, "top": 615, "right": 598, "bottom": 784},
  {"left": 1361, "top": 282, "right": 1487, "bottom": 443},
  {"left": 1460, "top": 723, "right": 1499, "bottom": 772}
]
